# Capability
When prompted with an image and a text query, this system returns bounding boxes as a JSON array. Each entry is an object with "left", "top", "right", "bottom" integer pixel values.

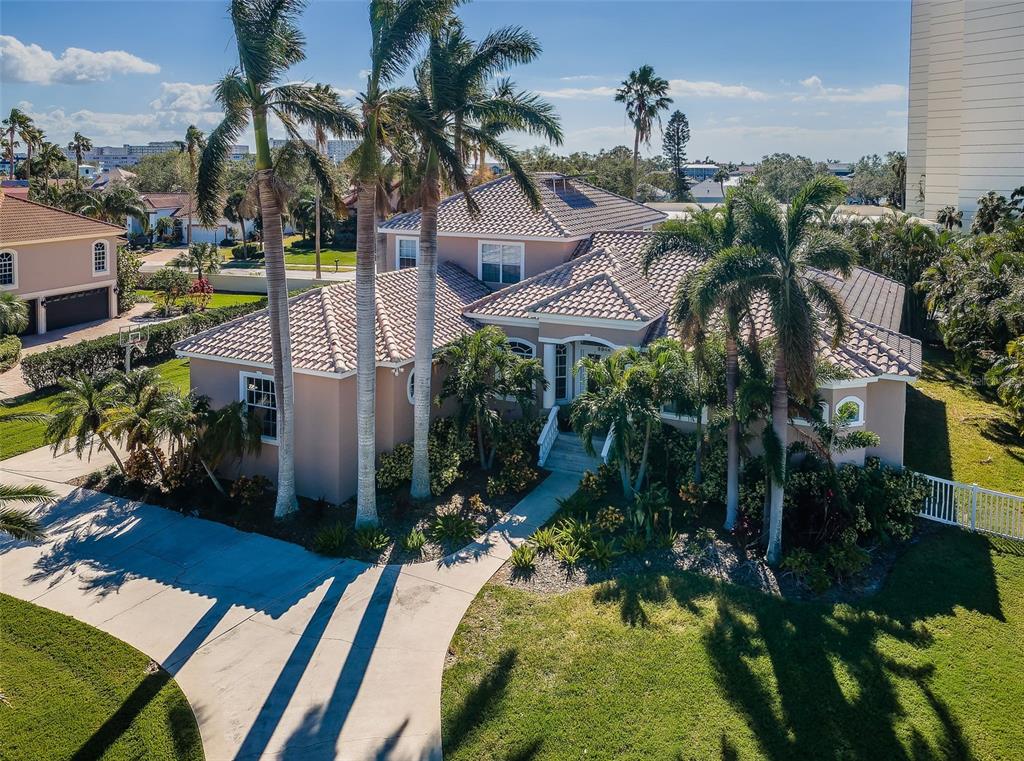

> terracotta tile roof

[
  {"left": 142, "top": 192, "right": 191, "bottom": 212},
  {"left": 174, "top": 263, "right": 489, "bottom": 374},
  {"left": 379, "top": 173, "right": 666, "bottom": 239},
  {"left": 0, "top": 190, "right": 126, "bottom": 243}
]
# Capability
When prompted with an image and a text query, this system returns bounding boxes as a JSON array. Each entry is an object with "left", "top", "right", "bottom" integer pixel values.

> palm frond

[
  {"left": 786, "top": 174, "right": 846, "bottom": 248},
  {"left": 0, "top": 507, "right": 46, "bottom": 541},
  {"left": 196, "top": 72, "right": 251, "bottom": 226},
  {"left": 734, "top": 185, "right": 787, "bottom": 261},
  {"left": 371, "top": 0, "right": 458, "bottom": 89},
  {"left": 268, "top": 82, "right": 361, "bottom": 137},
  {"left": 458, "top": 26, "right": 541, "bottom": 91},
  {"left": 803, "top": 279, "right": 848, "bottom": 347},
  {"left": 797, "top": 228, "right": 856, "bottom": 277}
]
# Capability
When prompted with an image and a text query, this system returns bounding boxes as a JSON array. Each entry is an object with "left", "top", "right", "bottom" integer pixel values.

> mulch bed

[
  {"left": 493, "top": 517, "right": 939, "bottom": 603},
  {"left": 72, "top": 465, "right": 547, "bottom": 564}
]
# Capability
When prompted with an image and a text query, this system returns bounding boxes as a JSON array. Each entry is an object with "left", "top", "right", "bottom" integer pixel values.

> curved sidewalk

[{"left": 0, "top": 450, "right": 575, "bottom": 761}]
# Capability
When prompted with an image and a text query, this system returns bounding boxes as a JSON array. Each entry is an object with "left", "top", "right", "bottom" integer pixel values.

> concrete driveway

[{"left": 0, "top": 452, "right": 575, "bottom": 760}]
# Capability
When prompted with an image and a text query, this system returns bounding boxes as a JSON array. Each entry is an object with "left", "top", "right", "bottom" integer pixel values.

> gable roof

[
  {"left": 379, "top": 172, "right": 666, "bottom": 239},
  {"left": 0, "top": 190, "right": 126, "bottom": 244},
  {"left": 174, "top": 263, "right": 489, "bottom": 375},
  {"left": 142, "top": 192, "right": 191, "bottom": 212}
]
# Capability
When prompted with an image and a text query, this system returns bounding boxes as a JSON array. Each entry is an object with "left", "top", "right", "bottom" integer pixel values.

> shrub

[
  {"left": 124, "top": 449, "right": 165, "bottom": 485},
  {"left": 230, "top": 474, "right": 273, "bottom": 507},
  {"left": 375, "top": 418, "right": 474, "bottom": 495},
  {"left": 631, "top": 483, "right": 671, "bottom": 539},
  {"left": 431, "top": 513, "right": 478, "bottom": 546},
  {"left": 354, "top": 525, "right": 390, "bottom": 554},
  {"left": 486, "top": 447, "right": 538, "bottom": 497},
  {"left": 510, "top": 544, "right": 537, "bottom": 574},
  {"left": 400, "top": 528, "right": 427, "bottom": 555},
  {"left": 116, "top": 246, "right": 142, "bottom": 313},
  {"left": 586, "top": 537, "right": 620, "bottom": 569},
  {"left": 313, "top": 522, "right": 351, "bottom": 557},
  {"left": 621, "top": 532, "right": 647, "bottom": 555},
  {"left": 376, "top": 443, "right": 413, "bottom": 492},
  {"left": 219, "top": 238, "right": 235, "bottom": 247},
  {"left": 467, "top": 494, "right": 487, "bottom": 514},
  {"left": 554, "top": 490, "right": 594, "bottom": 517},
  {"left": 0, "top": 335, "right": 21, "bottom": 373},
  {"left": 148, "top": 267, "right": 192, "bottom": 315},
  {"left": 529, "top": 527, "right": 559, "bottom": 555},
  {"left": 553, "top": 517, "right": 594, "bottom": 549},
  {"left": 185, "top": 278, "right": 214, "bottom": 312},
  {"left": 781, "top": 548, "right": 831, "bottom": 594},
  {"left": 654, "top": 529, "right": 679, "bottom": 550},
  {"left": 595, "top": 505, "right": 625, "bottom": 534},
  {"left": 231, "top": 242, "right": 261, "bottom": 260},
  {"left": 579, "top": 463, "right": 618, "bottom": 500},
  {"left": 20, "top": 300, "right": 267, "bottom": 390},
  {"left": 555, "top": 540, "right": 584, "bottom": 567}
]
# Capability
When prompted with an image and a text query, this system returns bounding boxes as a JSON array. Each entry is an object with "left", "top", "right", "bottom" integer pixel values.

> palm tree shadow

[
  {"left": 904, "top": 385, "right": 953, "bottom": 479},
  {"left": 443, "top": 649, "right": 519, "bottom": 755}
]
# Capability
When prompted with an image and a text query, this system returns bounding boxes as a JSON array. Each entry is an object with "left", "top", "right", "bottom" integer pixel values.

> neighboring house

[
  {"left": 827, "top": 162, "right": 853, "bottom": 177},
  {"left": 0, "top": 188, "right": 123, "bottom": 334},
  {"left": 688, "top": 177, "right": 741, "bottom": 204},
  {"left": 129, "top": 192, "right": 255, "bottom": 245},
  {"left": 905, "top": 0, "right": 1024, "bottom": 226},
  {"left": 91, "top": 167, "right": 137, "bottom": 191},
  {"left": 176, "top": 173, "right": 921, "bottom": 504},
  {"left": 683, "top": 163, "right": 720, "bottom": 181}
]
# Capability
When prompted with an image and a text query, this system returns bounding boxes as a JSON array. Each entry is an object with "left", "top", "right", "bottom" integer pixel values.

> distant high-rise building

[
  {"left": 268, "top": 137, "right": 359, "bottom": 164},
  {"left": 65, "top": 141, "right": 250, "bottom": 169},
  {"left": 906, "top": 0, "right": 1024, "bottom": 225}
]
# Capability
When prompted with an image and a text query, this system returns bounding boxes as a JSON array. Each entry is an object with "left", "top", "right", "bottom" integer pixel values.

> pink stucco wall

[{"left": 3, "top": 236, "right": 119, "bottom": 298}]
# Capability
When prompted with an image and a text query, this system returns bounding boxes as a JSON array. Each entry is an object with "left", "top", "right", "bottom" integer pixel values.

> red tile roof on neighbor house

[
  {"left": 142, "top": 192, "right": 192, "bottom": 212},
  {"left": 379, "top": 172, "right": 667, "bottom": 239},
  {"left": 0, "top": 189, "right": 126, "bottom": 244},
  {"left": 174, "top": 263, "right": 490, "bottom": 375}
]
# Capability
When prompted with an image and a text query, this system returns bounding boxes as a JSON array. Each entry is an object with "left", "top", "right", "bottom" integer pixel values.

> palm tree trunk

[
  {"left": 97, "top": 432, "right": 126, "bottom": 474},
  {"left": 766, "top": 352, "right": 788, "bottom": 565},
  {"left": 314, "top": 189, "right": 322, "bottom": 279},
  {"left": 253, "top": 111, "right": 298, "bottom": 518},
  {"left": 632, "top": 420, "right": 653, "bottom": 493},
  {"left": 475, "top": 410, "right": 487, "bottom": 469},
  {"left": 724, "top": 333, "right": 740, "bottom": 531},
  {"left": 25, "top": 144, "right": 32, "bottom": 182},
  {"left": 7, "top": 130, "right": 13, "bottom": 180},
  {"left": 355, "top": 181, "right": 378, "bottom": 526},
  {"left": 694, "top": 418, "right": 704, "bottom": 485},
  {"left": 631, "top": 129, "right": 640, "bottom": 201},
  {"left": 199, "top": 458, "right": 228, "bottom": 496},
  {"left": 411, "top": 154, "right": 440, "bottom": 499}
]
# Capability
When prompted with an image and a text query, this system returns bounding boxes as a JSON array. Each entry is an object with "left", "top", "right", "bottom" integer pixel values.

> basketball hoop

[{"left": 118, "top": 326, "right": 149, "bottom": 372}]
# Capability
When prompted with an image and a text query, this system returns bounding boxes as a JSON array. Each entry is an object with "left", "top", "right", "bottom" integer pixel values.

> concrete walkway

[{"left": 0, "top": 448, "right": 576, "bottom": 760}]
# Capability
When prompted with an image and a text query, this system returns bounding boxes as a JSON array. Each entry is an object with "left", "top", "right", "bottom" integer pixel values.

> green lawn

[
  {"left": 137, "top": 289, "right": 265, "bottom": 310},
  {"left": 442, "top": 527, "right": 1024, "bottom": 760},
  {"left": 0, "top": 594, "right": 204, "bottom": 760},
  {"left": 0, "top": 358, "right": 191, "bottom": 461},
  {"left": 905, "top": 346, "right": 1024, "bottom": 493}
]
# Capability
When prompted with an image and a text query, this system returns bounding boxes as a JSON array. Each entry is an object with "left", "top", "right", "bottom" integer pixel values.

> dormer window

[
  {"left": 397, "top": 237, "right": 418, "bottom": 269},
  {"left": 479, "top": 241, "right": 523, "bottom": 285}
]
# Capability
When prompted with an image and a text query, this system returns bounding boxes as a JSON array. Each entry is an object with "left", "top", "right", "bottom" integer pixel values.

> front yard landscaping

[
  {"left": 0, "top": 594, "right": 204, "bottom": 761},
  {"left": 137, "top": 289, "right": 265, "bottom": 312},
  {"left": 442, "top": 525, "right": 1024, "bottom": 760}
]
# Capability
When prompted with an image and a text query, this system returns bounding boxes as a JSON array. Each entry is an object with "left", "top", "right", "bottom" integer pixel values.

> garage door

[{"left": 44, "top": 288, "right": 109, "bottom": 331}]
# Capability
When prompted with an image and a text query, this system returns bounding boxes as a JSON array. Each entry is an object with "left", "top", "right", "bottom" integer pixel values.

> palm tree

[
  {"left": 196, "top": 0, "right": 359, "bottom": 518},
  {"left": 0, "top": 483, "right": 54, "bottom": 541},
  {"left": 46, "top": 372, "right": 127, "bottom": 474},
  {"left": 936, "top": 205, "right": 963, "bottom": 231},
  {"left": 712, "top": 167, "right": 730, "bottom": 199},
  {"left": 34, "top": 142, "right": 66, "bottom": 184},
  {"left": 697, "top": 176, "right": 854, "bottom": 563},
  {"left": 349, "top": 0, "right": 457, "bottom": 524},
  {"left": 571, "top": 347, "right": 664, "bottom": 498},
  {"left": 614, "top": 65, "right": 672, "bottom": 201},
  {"left": 313, "top": 124, "right": 328, "bottom": 279},
  {"left": 407, "top": 19, "right": 562, "bottom": 498},
  {"left": 155, "top": 215, "right": 175, "bottom": 242},
  {"left": 75, "top": 185, "right": 148, "bottom": 226},
  {"left": 972, "top": 191, "right": 1010, "bottom": 234},
  {"left": 104, "top": 367, "right": 172, "bottom": 479},
  {"left": 643, "top": 199, "right": 750, "bottom": 530},
  {"left": 0, "top": 292, "right": 29, "bottom": 335},
  {"left": 2, "top": 108, "right": 30, "bottom": 180},
  {"left": 19, "top": 124, "right": 43, "bottom": 183},
  {"left": 223, "top": 189, "right": 248, "bottom": 241},
  {"left": 438, "top": 325, "right": 545, "bottom": 469},
  {"left": 183, "top": 125, "right": 206, "bottom": 244},
  {"left": 171, "top": 242, "right": 221, "bottom": 279},
  {"left": 66, "top": 131, "right": 93, "bottom": 182}
]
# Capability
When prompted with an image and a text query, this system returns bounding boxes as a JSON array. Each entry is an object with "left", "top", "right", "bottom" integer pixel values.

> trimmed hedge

[
  {"left": 20, "top": 300, "right": 267, "bottom": 390},
  {"left": 0, "top": 334, "right": 21, "bottom": 372}
]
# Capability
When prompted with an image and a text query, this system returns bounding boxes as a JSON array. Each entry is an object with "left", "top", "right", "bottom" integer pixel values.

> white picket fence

[{"left": 911, "top": 471, "right": 1024, "bottom": 541}]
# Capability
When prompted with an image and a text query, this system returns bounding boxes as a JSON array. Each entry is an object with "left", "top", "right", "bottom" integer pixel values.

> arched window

[
  {"left": 835, "top": 396, "right": 865, "bottom": 426},
  {"left": 506, "top": 339, "right": 535, "bottom": 359},
  {"left": 92, "top": 240, "right": 109, "bottom": 274},
  {"left": 407, "top": 370, "right": 416, "bottom": 405},
  {"left": 0, "top": 250, "right": 15, "bottom": 287}
]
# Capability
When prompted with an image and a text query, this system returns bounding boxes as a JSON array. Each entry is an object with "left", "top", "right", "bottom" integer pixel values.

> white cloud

[
  {"left": 560, "top": 74, "right": 606, "bottom": 82},
  {"left": 149, "top": 82, "right": 217, "bottom": 112},
  {"left": 797, "top": 75, "right": 906, "bottom": 103},
  {"left": 536, "top": 85, "right": 618, "bottom": 100},
  {"left": 668, "top": 79, "right": 769, "bottom": 101},
  {"left": 0, "top": 35, "right": 159, "bottom": 85}
]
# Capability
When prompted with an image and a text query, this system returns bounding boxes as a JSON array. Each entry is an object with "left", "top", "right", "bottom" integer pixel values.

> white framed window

[
  {"left": 240, "top": 372, "right": 278, "bottom": 441},
  {"left": 835, "top": 396, "right": 865, "bottom": 427},
  {"left": 0, "top": 250, "right": 16, "bottom": 289},
  {"left": 506, "top": 338, "right": 535, "bottom": 359},
  {"left": 554, "top": 344, "right": 569, "bottom": 401},
  {"left": 407, "top": 370, "right": 416, "bottom": 405},
  {"left": 478, "top": 241, "right": 524, "bottom": 285},
  {"left": 397, "top": 236, "right": 419, "bottom": 269},
  {"left": 92, "top": 240, "right": 109, "bottom": 275}
]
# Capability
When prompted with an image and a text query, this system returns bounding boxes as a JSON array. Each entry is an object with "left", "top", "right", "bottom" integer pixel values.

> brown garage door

[{"left": 44, "top": 288, "right": 109, "bottom": 331}]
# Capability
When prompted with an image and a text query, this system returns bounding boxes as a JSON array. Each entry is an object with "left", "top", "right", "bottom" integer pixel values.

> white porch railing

[
  {"left": 537, "top": 406, "right": 560, "bottom": 467},
  {"left": 911, "top": 471, "right": 1024, "bottom": 541},
  {"left": 600, "top": 424, "right": 614, "bottom": 464}
]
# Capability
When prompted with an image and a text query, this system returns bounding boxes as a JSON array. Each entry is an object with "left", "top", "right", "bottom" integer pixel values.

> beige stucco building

[
  {"left": 177, "top": 173, "right": 921, "bottom": 503},
  {"left": 0, "top": 188, "right": 124, "bottom": 334}
]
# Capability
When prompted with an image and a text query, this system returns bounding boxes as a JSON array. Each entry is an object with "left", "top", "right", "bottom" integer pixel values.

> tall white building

[
  {"left": 268, "top": 137, "right": 359, "bottom": 164},
  {"left": 906, "top": 0, "right": 1024, "bottom": 225},
  {"left": 67, "top": 142, "right": 250, "bottom": 169}
]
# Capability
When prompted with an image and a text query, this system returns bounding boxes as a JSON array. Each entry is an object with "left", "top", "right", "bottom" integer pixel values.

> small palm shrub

[
  {"left": 654, "top": 529, "right": 679, "bottom": 550},
  {"left": 313, "top": 522, "right": 351, "bottom": 557},
  {"left": 554, "top": 517, "right": 594, "bottom": 549},
  {"left": 587, "top": 537, "right": 620, "bottom": 570},
  {"left": 401, "top": 528, "right": 427, "bottom": 555},
  {"left": 595, "top": 505, "right": 625, "bottom": 534},
  {"left": 510, "top": 544, "right": 537, "bottom": 574},
  {"left": 431, "top": 513, "right": 478, "bottom": 546},
  {"left": 621, "top": 532, "right": 647, "bottom": 555},
  {"left": 555, "top": 540, "right": 584, "bottom": 568},
  {"left": 354, "top": 526, "right": 390, "bottom": 554},
  {"left": 529, "top": 527, "right": 559, "bottom": 555}
]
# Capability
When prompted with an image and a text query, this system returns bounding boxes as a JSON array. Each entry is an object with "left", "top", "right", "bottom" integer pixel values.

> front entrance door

[{"left": 574, "top": 342, "right": 613, "bottom": 398}]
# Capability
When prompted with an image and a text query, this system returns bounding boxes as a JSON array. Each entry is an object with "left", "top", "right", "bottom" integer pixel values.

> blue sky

[{"left": 0, "top": 0, "right": 911, "bottom": 162}]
